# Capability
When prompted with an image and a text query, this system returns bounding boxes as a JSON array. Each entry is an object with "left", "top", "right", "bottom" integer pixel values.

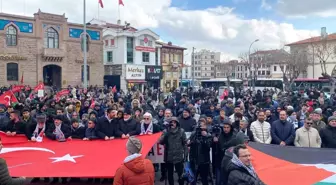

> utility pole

[
  {"left": 83, "top": 0, "right": 88, "bottom": 90},
  {"left": 192, "top": 47, "right": 195, "bottom": 86}
]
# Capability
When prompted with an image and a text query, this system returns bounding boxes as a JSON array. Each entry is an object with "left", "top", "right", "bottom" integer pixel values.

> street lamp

[{"left": 248, "top": 39, "right": 259, "bottom": 91}]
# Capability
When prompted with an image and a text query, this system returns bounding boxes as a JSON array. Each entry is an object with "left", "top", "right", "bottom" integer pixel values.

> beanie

[
  {"left": 328, "top": 116, "right": 336, "bottom": 123},
  {"left": 126, "top": 136, "right": 142, "bottom": 154}
]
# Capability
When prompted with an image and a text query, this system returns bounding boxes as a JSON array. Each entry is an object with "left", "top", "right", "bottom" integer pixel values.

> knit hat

[
  {"left": 328, "top": 116, "right": 336, "bottom": 123},
  {"left": 126, "top": 136, "right": 143, "bottom": 154}
]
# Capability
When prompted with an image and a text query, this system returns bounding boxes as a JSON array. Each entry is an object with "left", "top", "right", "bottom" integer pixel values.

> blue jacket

[{"left": 271, "top": 120, "right": 295, "bottom": 145}]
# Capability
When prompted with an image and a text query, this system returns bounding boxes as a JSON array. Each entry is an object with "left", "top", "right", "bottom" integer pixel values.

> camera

[{"left": 212, "top": 124, "right": 221, "bottom": 137}]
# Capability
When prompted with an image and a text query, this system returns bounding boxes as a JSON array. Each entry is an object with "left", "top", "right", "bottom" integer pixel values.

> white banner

[{"left": 125, "top": 65, "right": 145, "bottom": 80}]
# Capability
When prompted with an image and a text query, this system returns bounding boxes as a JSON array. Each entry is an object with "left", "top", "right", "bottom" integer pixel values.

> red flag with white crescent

[
  {"left": 0, "top": 91, "right": 18, "bottom": 106},
  {"left": 0, "top": 132, "right": 161, "bottom": 177}
]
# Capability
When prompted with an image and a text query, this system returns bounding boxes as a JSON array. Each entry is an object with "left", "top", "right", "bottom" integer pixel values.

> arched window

[
  {"left": 44, "top": 27, "right": 59, "bottom": 48},
  {"left": 7, "top": 63, "right": 18, "bottom": 81},
  {"left": 6, "top": 25, "right": 17, "bottom": 46},
  {"left": 81, "top": 34, "right": 89, "bottom": 52},
  {"left": 81, "top": 65, "right": 90, "bottom": 82}
]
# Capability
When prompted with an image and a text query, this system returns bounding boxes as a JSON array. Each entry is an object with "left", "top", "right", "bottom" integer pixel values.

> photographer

[
  {"left": 159, "top": 117, "right": 187, "bottom": 185},
  {"left": 188, "top": 119, "right": 212, "bottom": 185},
  {"left": 212, "top": 120, "right": 238, "bottom": 185}
]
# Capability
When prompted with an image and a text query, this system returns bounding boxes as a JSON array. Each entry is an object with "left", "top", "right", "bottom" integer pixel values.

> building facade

[
  {"left": 193, "top": 50, "right": 220, "bottom": 80},
  {"left": 100, "top": 20, "right": 161, "bottom": 92},
  {"left": 0, "top": 10, "right": 104, "bottom": 88},
  {"left": 157, "top": 41, "right": 186, "bottom": 92},
  {"left": 215, "top": 60, "right": 249, "bottom": 79}
]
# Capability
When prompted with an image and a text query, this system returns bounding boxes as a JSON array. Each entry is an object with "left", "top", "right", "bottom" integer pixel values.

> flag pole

[
  {"left": 1, "top": 0, "right": 2, "bottom": 12},
  {"left": 118, "top": 0, "right": 121, "bottom": 22},
  {"left": 83, "top": 0, "right": 88, "bottom": 90},
  {"left": 97, "top": 1, "right": 100, "bottom": 19}
]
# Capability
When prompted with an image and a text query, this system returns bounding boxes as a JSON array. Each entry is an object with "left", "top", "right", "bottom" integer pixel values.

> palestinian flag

[{"left": 248, "top": 142, "right": 336, "bottom": 185}]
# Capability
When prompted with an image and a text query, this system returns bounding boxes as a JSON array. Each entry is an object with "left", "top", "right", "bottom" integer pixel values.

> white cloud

[
  {"left": 277, "top": 0, "right": 336, "bottom": 18},
  {"left": 261, "top": 0, "right": 272, "bottom": 11},
  {"left": 0, "top": 0, "right": 319, "bottom": 63}
]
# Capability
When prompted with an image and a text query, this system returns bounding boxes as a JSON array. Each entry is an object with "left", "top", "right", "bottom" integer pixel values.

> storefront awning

[{"left": 127, "top": 80, "right": 146, "bottom": 83}]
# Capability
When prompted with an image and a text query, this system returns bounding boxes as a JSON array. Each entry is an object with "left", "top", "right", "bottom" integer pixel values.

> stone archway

[{"left": 43, "top": 65, "right": 62, "bottom": 89}]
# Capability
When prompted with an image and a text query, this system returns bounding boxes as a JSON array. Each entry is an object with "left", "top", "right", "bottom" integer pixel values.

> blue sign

[
  {"left": 69, "top": 28, "right": 100, "bottom": 40},
  {"left": 0, "top": 19, "right": 33, "bottom": 33}
]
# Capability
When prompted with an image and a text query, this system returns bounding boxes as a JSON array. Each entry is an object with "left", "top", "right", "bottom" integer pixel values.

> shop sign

[
  {"left": 145, "top": 66, "right": 162, "bottom": 80},
  {"left": 135, "top": 46, "right": 155, "bottom": 52},
  {"left": 126, "top": 65, "right": 145, "bottom": 80},
  {"left": 0, "top": 54, "right": 27, "bottom": 61}
]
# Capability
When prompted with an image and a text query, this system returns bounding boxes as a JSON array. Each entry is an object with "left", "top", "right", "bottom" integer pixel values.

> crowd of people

[{"left": 0, "top": 85, "right": 336, "bottom": 185}]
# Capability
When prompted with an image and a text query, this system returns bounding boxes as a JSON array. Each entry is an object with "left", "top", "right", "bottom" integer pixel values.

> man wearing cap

[
  {"left": 116, "top": 108, "right": 139, "bottom": 139},
  {"left": 46, "top": 115, "right": 71, "bottom": 142},
  {"left": 113, "top": 136, "right": 154, "bottom": 185},
  {"left": 319, "top": 116, "right": 336, "bottom": 149},
  {"left": 311, "top": 110, "right": 326, "bottom": 132},
  {"left": 159, "top": 117, "right": 187, "bottom": 185},
  {"left": 0, "top": 104, "right": 9, "bottom": 132},
  {"left": 26, "top": 114, "right": 48, "bottom": 141}
]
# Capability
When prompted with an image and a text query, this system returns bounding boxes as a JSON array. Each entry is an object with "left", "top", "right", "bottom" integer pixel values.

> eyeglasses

[
  {"left": 306, "top": 122, "right": 313, "bottom": 125},
  {"left": 144, "top": 118, "right": 150, "bottom": 120}
]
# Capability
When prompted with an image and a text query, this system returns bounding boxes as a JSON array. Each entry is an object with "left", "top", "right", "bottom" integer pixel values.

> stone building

[{"left": 0, "top": 10, "right": 104, "bottom": 88}]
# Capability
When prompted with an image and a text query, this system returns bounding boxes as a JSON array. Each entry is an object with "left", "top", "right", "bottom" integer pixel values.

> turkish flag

[
  {"left": 11, "top": 85, "right": 25, "bottom": 93},
  {"left": 0, "top": 91, "right": 18, "bottom": 106},
  {"left": 34, "top": 83, "right": 44, "bottom": 92},
  {"left": 0, "top": 132, "right": 161, "bottom": 177}
]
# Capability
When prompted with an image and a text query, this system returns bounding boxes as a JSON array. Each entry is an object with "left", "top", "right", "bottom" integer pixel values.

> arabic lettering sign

[{"left": 69, "top": 28, "right": 100, "bottom": 41}]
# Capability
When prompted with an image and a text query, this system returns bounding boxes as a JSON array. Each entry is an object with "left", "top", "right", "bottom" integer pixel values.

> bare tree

[
  {"left": 310, "top": 37, "right": 335, "bottom": 77},
  {"left": 270, "top": 49, "right": 308, "bottom": 90},
  {"left": 239, "top": 52, "right": 251, "bottom": 82}
]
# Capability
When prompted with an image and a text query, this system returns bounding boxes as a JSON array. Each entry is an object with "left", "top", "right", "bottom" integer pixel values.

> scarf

[
  {"left": 141, "top": 122, "right": 153, "bottom": 134},
  {"left": 53, "top": 124, "right": 65, "bottom": 141},
  {"left": 33, "top": 123, "right": 46, "bottom": 138},
  {"left": 231, "top": 154, "right": 257, "bottom": 178}
]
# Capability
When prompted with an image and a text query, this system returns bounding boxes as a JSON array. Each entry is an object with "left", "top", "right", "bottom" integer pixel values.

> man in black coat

[
  {"left": 96, "top": 108, "right": 118, "bottom": 140},
  {"left": 46, "top": 115, "right": 71, "bottom": 141},
  {"left": 116, "top": 109, "right": 139, "bottom": 138},
  {"left": 5, "top": 110, "right": 25, "bottom": 136},
  {"left": 226, "top": 144, "right": 265, "bottom": 185},
  {"left": 188, "top": 119, "right": 212, "bottom": 185}
]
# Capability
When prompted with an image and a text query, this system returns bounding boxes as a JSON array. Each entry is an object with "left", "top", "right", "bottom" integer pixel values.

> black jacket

[
  {"left": 271, "top": 120, "right": 295, "bottom": 145},
  {"left": 46, "top": 123, "right": 71, "bottom": 140},
  {"left": 136, "top": 122, "right": 161, "bottom": 134},
  {"left": 25, "top": 123, "right": 48, "bottom": 140},
  {"left": 320, "top": 125, "right": 336, "bottom": 149},
  {"left": 159, "top": 127, "right": 187, "bottom": 164},
  {"left": 188, "top": 131, "right": 212, "bottom": 165},
  {"left": 116, "top": 118, "right": 139, "bottom": 137},
  {"left": 227, "top": 161, "right": 265, "bottom": 185},
  {"left": 71, "top": 126, "right": 86, "bottom": 139},
  {"left": 178, "top": 116, "right": 196, "bottom": 132},
  {"left": 96, "top": 116, "right": 118, "bottom": 138},
  {"left": 5, "top": 120, "right": 25, "bottom": 134}
]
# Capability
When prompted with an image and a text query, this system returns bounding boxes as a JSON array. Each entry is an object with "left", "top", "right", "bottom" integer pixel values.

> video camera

[{"left": 211, "top": 124, "right": 221, "bottom": 137}]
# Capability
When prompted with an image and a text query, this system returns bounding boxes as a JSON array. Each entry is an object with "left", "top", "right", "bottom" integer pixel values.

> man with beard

[
  {"left": 213, "top": 120, "right": 237, "bottom": 185},
  {"left": 5, "top": 111, "right": 25, "bottom": 136},
  {"left": 179, "top": 108, "right": 197, "bottom": 132},
  {"left": 176, "top": 97, "right": 188, "bottom": 117},
  {"left": 96, "top": 108, "right": 118, "bottom": 140},
  {"left": 311, "top": 111, "right": 327, "bottom": 132},
  {"left": 21, "top": 108, "right": 35, "bottom": 127},
  {"left": 79, "top": 100, "right": 90, "bottom": 118},
  {"left": 271, "top": 110, "right": 295, "bottom": 146},
  {"left": 0, "top": 104, "right": 9, "bottom": 131},
  {"left": 116, "top": 109, "right": 139, "bottom": 138},
  {"left": 250, "top": 111, "right": 272, "bottom": 144}
]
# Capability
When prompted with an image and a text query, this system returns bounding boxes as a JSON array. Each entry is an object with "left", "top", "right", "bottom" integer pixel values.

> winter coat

[
  {"left": 71, "top": 126, "right": 86, "bottom": 139},
  {"left": 178, "top": 116, "right": 197, "bottom": 132},
  {"left": 46, "top": 123, "right": 71, "bottom": 140},
  {"left": 113, "top": 154, "right": 154, "bottom": 185},
  {"left": 159, "top": 127, "right": 187, "bottom": 164},
  {"left": 0, "top": 112, "right": 9, "bottom": 131},
  {"left": 85, "top": 128, "right": 99, "bottom": 140},
  {"left": 294, "top": 127, "right": 321, "bottom": 148},
  {"left": 5, "top": 120, "right": 25, "bottom": 134},
  {"left": 271, "top": 120, "right": 295, "bottom": 145},
  {"left": 226, "top": 159, "right": 266, "bottom": 185},
  {"left": 250, "top": 120, "right": 272, "bottom": 144},
  {"left": 320, "top": 125, "right": 336, "bottom": 149},
  {"left": 188, "top": 131, "right": 212, "bottom": 165},
  {"left": 96, "top": 116, "right": 118, "bottom": 138},
  {"left": 116, "top": 118, "right": 139, "bottom": 137},
  {"left": 0, "top": 158, "right": 26, "bottom": 185}
]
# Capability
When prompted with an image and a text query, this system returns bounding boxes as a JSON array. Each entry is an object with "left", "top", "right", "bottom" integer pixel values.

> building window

[
  {"left": 274, "top": 66, "right": 277, "bottom": 71},
  {"left": 44, "top": 27, "right": 59, "bottom": 48},
  {"left": 6, "top": 25, "right": 17, "bottom": 46},
  {"left": 155, "top": 48, "right": 158, "bottom": 65},
  {"left": 262, "top": 71, "right": 265, "bottom": 75},
  {"left": 140, "top": 40, "right": 144, "bottom": 46},
  {"left": 7, "top": 63, "right": 18, "bottom": 81},
  {"left": 110, "top": 39, "right": 115, "bottom": 46},
  {"left": 211, "top": 55, "right": 214, "bottom": 59},
  {"left": 81, "top": 65, "right": 90, "bottom": 82},
  {"left": 81, "top": 34, "right": 89, "bottom": 52},
  {"left": 266, "top": 71, "right": 270, "bottom": 75},
  {"left": 127, "top": 37, "right": 134, "bottom": 63},
  {"left": 142, "top": 52, "right": 150, "bottom": 62},
  {"left": 148, "top": 40, "right": 153, "bottom": 47},
  {"left": 107, "top": 51, "right": 113, "bottom": 62}
]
